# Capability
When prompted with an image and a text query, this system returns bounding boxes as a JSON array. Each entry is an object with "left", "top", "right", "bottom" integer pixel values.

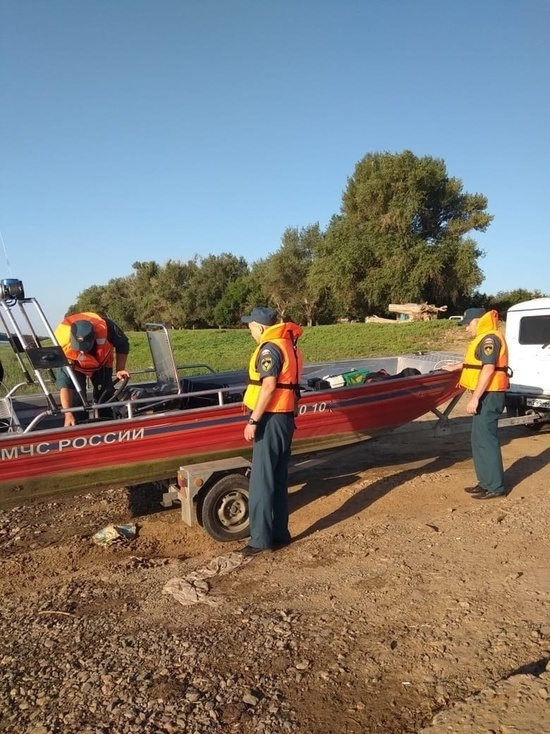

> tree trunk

[{"left": 387, "top": 303, "right": 448, "bottom": 321}]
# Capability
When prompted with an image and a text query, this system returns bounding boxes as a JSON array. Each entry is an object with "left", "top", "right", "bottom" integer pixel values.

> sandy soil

[{"left": 1, "top": 336, "right": 549, "bottom": 732}]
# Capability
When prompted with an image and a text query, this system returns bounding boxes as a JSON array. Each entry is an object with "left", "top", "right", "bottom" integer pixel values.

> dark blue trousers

[
  {"left": 471, "top": 391, "right": 506, "bottom": 494},
  {"left": 248, "top": 412, "right": 294, "bottom": 549}
]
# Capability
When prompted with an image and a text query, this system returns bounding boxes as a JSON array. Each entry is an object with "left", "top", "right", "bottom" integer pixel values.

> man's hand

[
  {"left": 441, "top": 362, "right": 462, "bottom": 372},
  {"left": 468, "top": 365, "right": 496, "bottom": 415},
  {"left": 115, "top": 369, "right": 130, "bottom": 380},
  {"left": 59, "top": 387, "right": 76, "bottom": 427},
  {"left": 244, "top": 423, "right": 257, "bottom": 442}
]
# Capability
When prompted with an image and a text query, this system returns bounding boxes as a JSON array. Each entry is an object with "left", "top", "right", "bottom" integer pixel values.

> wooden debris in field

[
  {"left": 388, "top": 303, "right": 448, "bottom": 321},
  {"left": 365, "top": 315, "right": 403, "bottom": 323},
  {"left": 365, "top": 303, "right": 448, "bottom": 323}
]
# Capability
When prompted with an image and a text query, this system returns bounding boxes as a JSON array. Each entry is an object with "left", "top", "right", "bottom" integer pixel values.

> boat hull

[{"left": 0, "top": 367, "right": 462, "bottom": 504}]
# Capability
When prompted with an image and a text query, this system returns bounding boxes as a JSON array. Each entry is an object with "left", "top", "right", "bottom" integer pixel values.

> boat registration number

[
  {"left": 298, "top": 401, "right": 328, "bottom": 416},
  {"left": 526, "top": 397, "right": 550, "bottom": 409}
]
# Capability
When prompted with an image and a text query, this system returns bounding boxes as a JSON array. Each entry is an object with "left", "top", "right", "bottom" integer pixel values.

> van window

[{"left": 518, "top": 315, "right": 550, "bottom": 345}]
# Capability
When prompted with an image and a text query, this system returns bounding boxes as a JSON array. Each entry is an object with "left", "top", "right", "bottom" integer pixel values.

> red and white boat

[{"left": 0, "top": 279, "right": 463, "bottom": 539}]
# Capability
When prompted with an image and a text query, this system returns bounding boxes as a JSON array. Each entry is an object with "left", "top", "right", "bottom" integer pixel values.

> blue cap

[
  {"left": 458, "top": 308, "right": 486, "bottom": 325},
  {"left": 70, "top": 320, "right": 95, "bottom": 352},
  {"left": 241, "top": 307, "right": 277, "bottom": 326}
]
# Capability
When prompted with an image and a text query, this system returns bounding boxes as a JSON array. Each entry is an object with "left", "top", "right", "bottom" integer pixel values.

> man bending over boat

[
  {"left": 54, "top": 312, "right": 130, "bottom": 427},
  {"left": 442, "top": 307, "right": 510, "bottom": 500},
  {"left": 240, "top": 307, "right": 303, "bottom": 557}
]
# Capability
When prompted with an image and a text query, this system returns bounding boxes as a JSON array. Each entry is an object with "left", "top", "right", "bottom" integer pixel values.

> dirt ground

[{"left": 1, "top": 336, "right": 550, "bottom": 732}]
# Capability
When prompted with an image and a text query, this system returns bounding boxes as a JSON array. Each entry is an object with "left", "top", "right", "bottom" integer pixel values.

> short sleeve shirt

[
  {"left": 475, "top": 334, "right": 501, "bottom": 366},
  {"left": 105, "top": 319, "right": 130, "bottom": 355},
  {"left": 256, "top": 343, "right": 283, "bottom": 379}
]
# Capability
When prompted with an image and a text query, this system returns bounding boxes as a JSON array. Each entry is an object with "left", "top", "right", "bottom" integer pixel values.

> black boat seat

[{"left": 25, "top": 346, "right": 68, "bottom": 370}]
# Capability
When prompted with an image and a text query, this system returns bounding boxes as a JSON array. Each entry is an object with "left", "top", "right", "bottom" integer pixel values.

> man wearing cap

[
  {"left": 442, "top": 307, "right": 510, "bottom": 499},
  {"left": 54, "top": 312, "right": 130, "bottom": 427},
  {"left": 240, "top": 306, "right": 303, "bottom": 556}
]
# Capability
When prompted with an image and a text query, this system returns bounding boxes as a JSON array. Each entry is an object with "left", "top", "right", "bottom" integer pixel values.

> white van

[{"left": 505, "top": 297, "right": 550, "bottom": 417}]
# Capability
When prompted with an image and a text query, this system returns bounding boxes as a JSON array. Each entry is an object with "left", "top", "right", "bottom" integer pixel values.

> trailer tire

[{"left": 199, "top": 474, "right": 250, "bottom": 542}]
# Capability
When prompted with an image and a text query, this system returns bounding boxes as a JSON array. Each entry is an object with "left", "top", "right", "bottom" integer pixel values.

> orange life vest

[
  {"left": 243, "top": 321, "right": 303, "bottom": 413},
  {"left": 54, "top": 312, "right": 114, "bottom": 377},
  {"left": 459, "top": 310, "right": 510, "bottom": 392}
]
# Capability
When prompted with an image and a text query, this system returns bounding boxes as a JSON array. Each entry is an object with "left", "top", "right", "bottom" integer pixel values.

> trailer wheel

[{"left": 199, "top": 474, "right": 250, "bottom": 542}]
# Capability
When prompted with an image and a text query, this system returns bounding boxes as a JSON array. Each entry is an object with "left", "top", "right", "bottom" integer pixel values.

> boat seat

[
  {"left": 179, "top": 377, "right": 233, "bottom": 408},
  {"left": 116, "top": 380, "right": 236, "bottom": 417},
  {"left": 25, "top": 346, "right": 69, "bottom": 370}
]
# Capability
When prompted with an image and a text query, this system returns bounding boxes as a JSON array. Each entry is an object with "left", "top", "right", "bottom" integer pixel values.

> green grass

[{"left": 0, "top": 320, "right": 464, "bottom": 392}]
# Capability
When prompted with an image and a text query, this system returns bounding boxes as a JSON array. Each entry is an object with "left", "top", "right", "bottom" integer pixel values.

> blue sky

[{"left": 1, "top": 0, "right": 548, "bottom": 325}]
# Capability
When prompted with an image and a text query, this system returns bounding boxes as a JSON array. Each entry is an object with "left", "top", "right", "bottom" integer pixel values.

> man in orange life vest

[
  {"left": 54, "top": 313, "right": 130, "bottom": 427},
  {"left": 239, "top": 307, "right": 303, "bottom": 556},
  {"left": 442, "top": 307, "right": 510, "bottom": 499}
]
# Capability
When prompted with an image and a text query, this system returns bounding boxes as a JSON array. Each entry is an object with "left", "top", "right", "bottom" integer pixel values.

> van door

[{"left": 507, "top": 305, "right": 550, "bottom": 398}]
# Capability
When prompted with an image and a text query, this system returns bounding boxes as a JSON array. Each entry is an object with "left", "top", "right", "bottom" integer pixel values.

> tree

[
  {"left": 489, "top": 288, "right": 547, "bottom": 317},
  {"left": 128, "top": 261, "right": 164, "bottom": 326},
  {"left": 100, "top": 278, "right": 140, "bottom": 330},
  {"left": 213, "top": 277, "right": 254, "bottom": 327},
  {"left": 67, "top": 279, "right": 138, "bottom": 330},
  {"left": 315, "top": 151, "right": 491, "bottom": 318},
  {"left": 67, "top": 284, "right": 108, "bottom": 318},
  {"left": 182, "top": 253, "right": 249, "bottom": 327},
  {"left": 250, "top": 224, "right": 324, "bottom": 325},
  {"left": 155, "top": 259, "right": 196, "bottom": 328}
]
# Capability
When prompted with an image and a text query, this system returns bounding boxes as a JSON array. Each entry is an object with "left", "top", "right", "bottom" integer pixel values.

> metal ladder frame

[{"left": 0, "top": 295, "right": 89, "bottom": 417}]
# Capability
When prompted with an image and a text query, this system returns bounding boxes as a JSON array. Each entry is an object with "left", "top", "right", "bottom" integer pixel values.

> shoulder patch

[
  {"left": 260, "top": 355, "right": 273, "bottom": 371},
  {"left": 482, "top": 338, "right": 495, "bottom": 356},
  {"left": 260, "top": 348, "right": 271, "bottom": 355}
]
